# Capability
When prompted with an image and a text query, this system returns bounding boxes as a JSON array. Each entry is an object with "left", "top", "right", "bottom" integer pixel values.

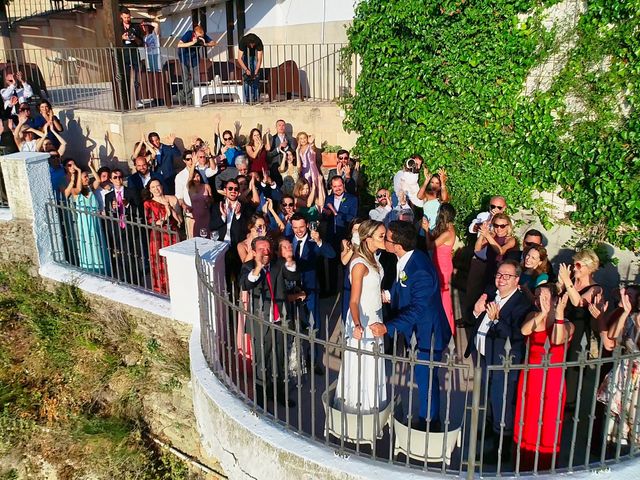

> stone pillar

[
  {"left": 0, "top": 152, "right": 55, "bottom": 267},
  {"left": 160, "top": 238, "right": 228, "bottom": 326}
]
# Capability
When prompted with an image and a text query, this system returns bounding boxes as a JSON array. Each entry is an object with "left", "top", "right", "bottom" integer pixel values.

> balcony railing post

[{"left": 466, "top": 362, "right": 483, "bottom": 480}]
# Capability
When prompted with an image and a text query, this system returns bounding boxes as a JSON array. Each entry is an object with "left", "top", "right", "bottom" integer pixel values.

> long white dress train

[{"left": 334, "top": 257, "right": 388, "bottom": 413}]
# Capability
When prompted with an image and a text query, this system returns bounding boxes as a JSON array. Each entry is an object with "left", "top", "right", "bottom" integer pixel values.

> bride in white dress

[{"left": 335, "top": 220, "right": 388, "bottom": 413}]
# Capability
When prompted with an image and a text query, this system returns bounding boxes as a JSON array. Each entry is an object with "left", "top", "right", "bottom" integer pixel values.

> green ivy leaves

[{"left": 344, "top": 0, "right": 640, "bottom": 251}]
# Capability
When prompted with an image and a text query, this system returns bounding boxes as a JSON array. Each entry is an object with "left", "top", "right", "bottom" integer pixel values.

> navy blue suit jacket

[
  {"left": 154, "top": 143, "right": 179, "bottom": 184},
  {"left": 323, "top": 193, "right": 358, "bottom": 241},
  {"left": 385, "top": 250, "right": 451, "bottom": 353},
  {"left": 288, "top": 234, "right": 335, "bottom": 319},
  {"left": 126, "top": 172, "right": 165, "bottom": 197},
  {"left": 464, "top": 288, "right": 532, "bottom": 365}
]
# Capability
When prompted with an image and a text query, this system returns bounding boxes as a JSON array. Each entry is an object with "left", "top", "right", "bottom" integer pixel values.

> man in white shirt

[
  {"left": 1, "top": 72, "right": 33, "bottom": 113},
  {"left": 369, "top": 188, "right": 392, "bottom": 225},
  {"left": 465, "top": 259, "right": 531, "bottom": 463},
  {"left": 175, "top": 151, "right": 195, "bottom": 238}
]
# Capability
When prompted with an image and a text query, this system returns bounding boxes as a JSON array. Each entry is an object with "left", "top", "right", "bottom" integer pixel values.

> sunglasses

[
  {"left": 490, "top": 204, "right": 505, "bottom": 210},
  {"left": 226, "top": 186, "right": 239, "bottom": 192},
  {"left": 376, "top": 194, "right": 387, "bottom": 199},
  {"left": 184, "top": 156, "right": 193, "bottom": 161},
  {"left": 111, "top": 175, "right": 123, "bottom": 179},
  {"left": 524, "top": 241, "right": 538, "bottom": 247},
  {"left": 223, "top": 137, "right": 233, "bottom": 141},
  {"left": 493, "top": 223, "right": 508, "bottom": 229},
  {"left": 338, "top": 155, "right": 349, "bottom": 160},
  {"left": 282, "top": 202, "right": 294, "bottom": 207}
]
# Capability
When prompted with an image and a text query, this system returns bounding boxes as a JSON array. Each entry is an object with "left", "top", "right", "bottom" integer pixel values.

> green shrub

[{"left": 343, "top": 0, "right": 640, "bottom": 250}]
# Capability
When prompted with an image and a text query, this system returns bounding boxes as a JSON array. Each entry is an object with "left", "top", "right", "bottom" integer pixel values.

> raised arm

[{"left": 48, "top": 123, "right": 67, "bottom": 156}]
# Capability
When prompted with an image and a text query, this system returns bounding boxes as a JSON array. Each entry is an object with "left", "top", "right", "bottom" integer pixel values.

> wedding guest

[
  {"left": 475, "top": 212, "right": 518, "bottom": 288},
  {"left": 326, "top": 149, "right": 357, "bottom": 194},
  {"left": 278, "top": 149, "right": 299, "bottom": 196},
  {"left": 422, "top": 202, "right": 456, "bottom": 336},
  {"left": 187, "top": 166, "right": 213, "bottom": 239},
  {"left": 246, "top": 128, "right": 271, "bottom": 174},
  {"left": 519, "top": 244, "right": 550, "bottom": 302},
  {"left": 417, "top": 166, "right": 450, "bottom": 232},
  {"left": 289, "top": 213, "right": 336, "bottom": 374},
  {"left": 466, "top": 259, "right": 531, "bottom": 462},
  {"left": 293, "top": 177, "right": 324, "bottom": 223},
  {"left": 147, "top": 132, "right": 180, "bottom": 193},
  {"left": 514, "top": 285, "right": 573, "bottom": 471},
  {"left": 296, "top": 132, "right": 321, "bottom": 184},
  {"left": 557, "top": 249, "right": 603, "bottom": 409},
  {"left": 175, "top": 150, "right": 195, "bottom": 238},
  {"left": 240, "top": 236, "right": 298, "bottom": 407},
  {"left": 143, "top": 179, "right": 182, "bottom": 294},
  {"left": 237, "top": 213, "right": 269, "bottom": 264},
  {"left": 369, "top": 188, "right": 392, "bottom": 225},
  {"left": 127, "top": 155, "right": 165, "bottom": 197}
]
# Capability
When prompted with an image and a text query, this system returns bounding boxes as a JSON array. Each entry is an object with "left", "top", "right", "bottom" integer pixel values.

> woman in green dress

[
  {"left": 293, "top": 176, "right": 325, "bottom": 223},
  {"left": 66, "top": 166, "right": 110, "bottom": 275}
]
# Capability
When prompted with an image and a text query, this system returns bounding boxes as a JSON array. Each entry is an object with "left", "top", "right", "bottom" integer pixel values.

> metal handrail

[
  {"left": 45, "top": 197, "right": 175, "bottom": 297},
  {"left": 195, "top": 249, "right": 640, "bottom": 477},
  {"left": 0, "top": 43, "right": 357, "bottom": 111}
]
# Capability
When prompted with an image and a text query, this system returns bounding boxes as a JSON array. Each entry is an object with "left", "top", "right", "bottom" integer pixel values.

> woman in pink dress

[{"left": 422, "top": 202, "right": 456, "bottom": 336}]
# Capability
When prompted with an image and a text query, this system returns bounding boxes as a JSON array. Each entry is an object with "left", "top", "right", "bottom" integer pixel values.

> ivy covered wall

[{"left": 343, "top": 0, "right": 639, "bottom": 250}]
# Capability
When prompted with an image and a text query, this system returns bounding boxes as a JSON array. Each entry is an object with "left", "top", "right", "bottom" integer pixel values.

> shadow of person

[{"left": 59, "top": 109, "right": 98, "bottom": 166}]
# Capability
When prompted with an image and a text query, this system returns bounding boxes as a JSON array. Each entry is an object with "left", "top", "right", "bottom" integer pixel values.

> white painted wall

[
  {"left": 245, "top": 0, "right": 356, "bottom": 29},
  {"left": 159, "top": 0, "right": 357, "bottom": 46}
]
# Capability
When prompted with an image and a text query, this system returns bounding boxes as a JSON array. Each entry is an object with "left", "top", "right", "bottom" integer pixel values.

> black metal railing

[
  {"left": 0, "top": 147, "right": 8, "bottom": 208},
  {"left": 0, "top": 44, "right": 358, "bottom": 112},
  {"left": 45, "top": 197, "right": 176, "bottom": 297},
  {"left": 6, "top": 0, "right": 85, "bottom": 25},
  {"left": 196, "top": 251, "right": 640, "bottom": 477}
]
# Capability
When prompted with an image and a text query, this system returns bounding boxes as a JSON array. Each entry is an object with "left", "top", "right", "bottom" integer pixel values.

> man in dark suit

[
  {"left": 325, "top": 149, "right": 357, "bottom": 195},
  {"left": 104, "top": 168, "right": 143, "bottom": 285},
  {"left": 240, "top": 236, "right": 298, "bottom": 407},
  {"left": 322, "top": 175, "right": 358, "bottom": 294},
  {"left": 288, "top": 213, "right": 336, "bottom": 374},
  {"left": 127, "top": 156, "right": 165, "bottom": 197},
  {"left": 267, "top": 119, "right": 297, "bottom": 187},
  {"left": 210, "top": 178, "right": 248, "bottom": 290},
  {"left": 464, "top": 259, "right": 531, "bottom": 462},
  {"left": 148, "top": 132, "right": 180, "bottom": 194},
  {"left": 371, "top": 221, "right": 451, "bottom": 431}
]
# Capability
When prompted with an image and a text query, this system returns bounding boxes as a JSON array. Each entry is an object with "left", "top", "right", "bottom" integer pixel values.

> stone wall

[{"left": 0, "top": 218, "right": 37, "bottom": 266}]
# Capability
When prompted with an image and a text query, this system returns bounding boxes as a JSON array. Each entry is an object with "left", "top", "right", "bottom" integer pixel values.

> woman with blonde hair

[
  {"left": 475, "top": 212, "right": 518, "bottom": 287},
  {"left": 296, "top": 131, "right": 321, "bottom": 184},
  {"left": 334, "top": 220, "right": 388, "bottom": 420},
  {"left": 557, "top": 248, "right": 603, "bottom": 408}
]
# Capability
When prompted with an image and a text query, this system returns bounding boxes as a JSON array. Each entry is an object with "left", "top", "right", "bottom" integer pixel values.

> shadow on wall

[{"left": 58, "top": 109, "right": 126, "bottom": 172}]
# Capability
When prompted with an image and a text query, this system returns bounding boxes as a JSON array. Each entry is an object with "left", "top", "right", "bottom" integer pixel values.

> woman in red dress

[
  {"left": 513, "top": 284, "right": 574, "bottom": 471},
  {"left": 144, "top": 179, "right": 182, "bottom": 294},
  {"left": 246, "top": 128, "right": 271, "bottom": 174}
]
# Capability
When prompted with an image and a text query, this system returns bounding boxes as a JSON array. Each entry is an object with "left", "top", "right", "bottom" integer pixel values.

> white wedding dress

[{"left": 334, "top": 257, "right": 388, "bottom": 413}]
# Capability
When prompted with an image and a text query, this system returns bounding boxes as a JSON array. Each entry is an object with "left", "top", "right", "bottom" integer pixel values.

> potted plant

[{"left": 321, "top": 141, "right": 342, "bottom": 168}]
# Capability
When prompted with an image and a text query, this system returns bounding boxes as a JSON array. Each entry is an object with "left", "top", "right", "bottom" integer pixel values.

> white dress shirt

[
  {"left": 474, "top": 288, "right": 518, "bottom": 356},
  {"left": 293, "top": 233, "right": 308, "bottom": 258},
  {"left": 333, "top": 193, "right": 343, "bottom": 212},
  {"left": 369, "top": 205, "right": 392, "bottom": 223},
  {"left": 395, "top": 250, "right": 414, "bottom": 282},
  {"left": 174, "top": 168, "right": 192, "bottom": 207}
]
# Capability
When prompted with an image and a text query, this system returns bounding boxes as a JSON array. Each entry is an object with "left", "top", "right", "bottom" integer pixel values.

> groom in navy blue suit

[{"left": 370, "top": 221, "right": 452, "bottom": 429}]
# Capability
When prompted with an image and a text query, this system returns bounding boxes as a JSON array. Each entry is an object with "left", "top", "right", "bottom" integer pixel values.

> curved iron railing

[{"left": 195, "top": 250, "right": 640, "bottom": 477}]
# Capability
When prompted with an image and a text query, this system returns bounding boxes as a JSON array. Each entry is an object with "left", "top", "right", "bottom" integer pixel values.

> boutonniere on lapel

[
  {"left": 341, "top": 197, "right": 346, "bottom": 203},
  {"left": 399, "top": 270, "right": 408, "bottom": 287}
]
